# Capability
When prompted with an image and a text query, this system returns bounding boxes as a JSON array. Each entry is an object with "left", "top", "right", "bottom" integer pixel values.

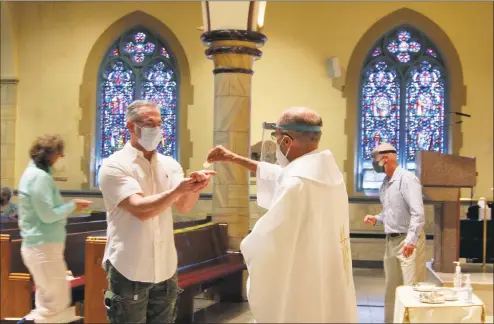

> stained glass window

[
  {"left": 357, "top": 26, "right": 448, "bottom": 191},
  {"left": 96, "top": 28, "right": 178, "bottom": 184}
]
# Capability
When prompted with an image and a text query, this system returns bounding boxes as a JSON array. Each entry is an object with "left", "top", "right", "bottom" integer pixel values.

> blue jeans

[{"left": 104, "top": 261, "right": 182, "bottom": 323}]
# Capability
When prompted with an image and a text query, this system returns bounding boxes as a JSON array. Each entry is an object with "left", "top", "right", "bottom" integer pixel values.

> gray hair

[
  {"left": 279, "top": 106, "right": 323, "bottom": 143},
  {"left": 126, "top": 100, "right": 158, "bottom": 122}
]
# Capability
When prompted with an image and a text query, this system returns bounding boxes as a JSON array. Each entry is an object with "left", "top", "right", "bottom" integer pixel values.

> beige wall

[
  {"left": 3, "top": 2, "right": 493, "bottom": 198},
  {"left": 1, "top": 2, "right": 19, "bottom": 188}
]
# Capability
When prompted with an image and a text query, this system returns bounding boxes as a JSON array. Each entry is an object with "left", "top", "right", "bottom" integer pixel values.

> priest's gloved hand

[
  {"left": 402, "top": 243, "right": 415, "bottom": 258},
  {"left": 207, "top": 145, "right": 236, "bottom": 163}
]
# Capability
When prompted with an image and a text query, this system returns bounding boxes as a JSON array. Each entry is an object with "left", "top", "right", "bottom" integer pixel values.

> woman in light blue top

[{"left": 18, "top": 134, "right": 92, "bottom": 323}]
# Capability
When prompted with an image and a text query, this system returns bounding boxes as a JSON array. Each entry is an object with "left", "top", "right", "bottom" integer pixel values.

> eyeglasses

[
  {"left": 135, "top": 120, "right": 162, "bottom": 128},
  {"left": 270, "top": 131, "right": 292, "bottom": 142}
]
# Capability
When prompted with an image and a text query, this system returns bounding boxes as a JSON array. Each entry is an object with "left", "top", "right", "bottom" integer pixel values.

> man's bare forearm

[
  {"left": 174, "top": 191, "right": 200, "bottom": 214},
  {"left": 120, "top": 189, "right": 181, "bottom": 221},
  {"left": 231, "top": 154, "right": 258, "bottom": 174}
]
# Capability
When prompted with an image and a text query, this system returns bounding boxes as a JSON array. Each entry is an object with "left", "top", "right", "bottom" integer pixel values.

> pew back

[
  {"left": 3, "top": 220, "right": 107, "bottom": 243},
  {"left": 0, "top": 227, "right": 108, "bottom": 319},
  {"left": 175, "top": 223, "right": 228, "bottom": 268},
  {"left": 0, "top": 222, "right": 19, "bottom": 230},
  {"left": 173, "top": 216, "right": 212, "bottom": 230},
  {"left": 0, "top": 212, "right": 106, "bottom": 233},
  {"left": 10, "top": 228, "right": 107, "bottom": 275},
  {"left": 83, "top": 222, "right": 231, "bottom": 323}
]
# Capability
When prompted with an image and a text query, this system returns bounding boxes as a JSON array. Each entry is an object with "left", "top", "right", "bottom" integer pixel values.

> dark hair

[
  {"left": 29, "top": 134, "right": 64, "bottom": 173},
  {"left": 0, "top": 187, "right": 12, "bottom": 206}
]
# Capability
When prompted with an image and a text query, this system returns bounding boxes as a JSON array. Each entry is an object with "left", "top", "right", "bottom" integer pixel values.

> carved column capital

[{"left": 201, "top": 29, "right": 267, "bottom": 74}]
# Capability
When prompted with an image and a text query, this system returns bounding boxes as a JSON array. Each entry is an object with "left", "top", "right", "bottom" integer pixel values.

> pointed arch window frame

[
  {"left": 94, "top": 26, "right": 181, "bottom": 184},
  {"left": 356, "top": 24, "right": 451, "bottom": 192}
]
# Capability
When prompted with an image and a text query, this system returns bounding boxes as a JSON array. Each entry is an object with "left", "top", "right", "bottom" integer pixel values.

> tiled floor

[{"left": 193, "top": 268, "right": 386, "bottom": 323}]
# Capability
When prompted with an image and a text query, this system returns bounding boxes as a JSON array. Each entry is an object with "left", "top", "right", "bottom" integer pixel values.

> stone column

[
  {"left": 0, "top": 79, "right": 18, "bottom": 188},
  {"left": 202, "top": 30, "right": 266, "bottom": 249}
]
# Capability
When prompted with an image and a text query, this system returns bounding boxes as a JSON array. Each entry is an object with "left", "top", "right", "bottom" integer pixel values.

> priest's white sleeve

[{"left": 256, "top": 162, "right": 282, "bottom": 209}]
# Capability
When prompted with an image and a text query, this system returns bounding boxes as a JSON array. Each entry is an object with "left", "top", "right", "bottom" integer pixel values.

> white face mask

[
  {"left": 275, "top": 137, "right": 291, "bottom": 167},
  {"left": 135, "top": 125, "right": 162, "bottom": 151}
]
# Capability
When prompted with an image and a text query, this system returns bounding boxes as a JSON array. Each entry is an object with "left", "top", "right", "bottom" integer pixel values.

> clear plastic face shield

[
  {"left": 259, "top": 122, "right": 278, "bottom": 164},
  {"left": 259, "top": 121, "right": 322, "bottom": 164}
]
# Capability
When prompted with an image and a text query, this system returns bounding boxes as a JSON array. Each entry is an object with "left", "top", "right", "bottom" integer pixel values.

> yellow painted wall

[
  {"left": 0, "top": 2, "right": 18, "bottom": 79},
  {"left": 7, "top": 1, "right": 493, "bottom": 197},
  {"left": 251, "top": 2, "right": 493, "bottom": 198}
]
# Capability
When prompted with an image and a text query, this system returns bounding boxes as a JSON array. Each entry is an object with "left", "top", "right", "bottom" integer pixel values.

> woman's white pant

[{"left": 21, "top": 243, "right": 72, "bottom": 323}]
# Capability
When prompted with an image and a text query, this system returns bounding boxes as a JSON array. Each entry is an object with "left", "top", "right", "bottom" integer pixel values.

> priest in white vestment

[{"left": 207, "top": 107, "right": 358, "bottom": 323}]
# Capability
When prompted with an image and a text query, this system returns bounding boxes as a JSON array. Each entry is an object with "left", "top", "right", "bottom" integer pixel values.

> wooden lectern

[{"left": 416, "top": 151, "right": 476, "bottom": 273}]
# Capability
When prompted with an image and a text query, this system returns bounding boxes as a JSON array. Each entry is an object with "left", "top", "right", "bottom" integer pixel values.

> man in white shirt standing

[{"left": 98, "top": 100, "right": 215, "bottom": 323}]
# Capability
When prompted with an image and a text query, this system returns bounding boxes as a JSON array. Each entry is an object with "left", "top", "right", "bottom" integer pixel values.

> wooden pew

[
  {"left": 0, "top": 227, "right": 107, "bottom": 319},
  {"left": 1, "top": 220, "right": 107, "bottom": 241},
  {"left": 0, "top": 221, "right": 19, "bottom": 231},
  {"left": 0, "top": 211, "right": 107, "bottom": 234},
  {"left": 0, "top": 216, "right": 210, "bottom": 320},
  {"left": 67, "top": 211, "right": 106, "bottom": 224},
  {"left": 84, "top": 222, "right": 246, "bottom": 323},
  {"left": 173, "top": 215, "right": 212, "bottom": 230},
  {"left": 175, "top": 223, "right": 245, "bottom": 323},
  {"left": 0, "top": 318, "right": 84, "bottom": 324},
  {"left": 6, "top": 221, "right": 107, "bottom": 272}
]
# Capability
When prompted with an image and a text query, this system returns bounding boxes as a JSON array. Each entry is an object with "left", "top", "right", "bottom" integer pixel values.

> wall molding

[{"left": 0, "top": 78, "right": 19, "bottom": 84}]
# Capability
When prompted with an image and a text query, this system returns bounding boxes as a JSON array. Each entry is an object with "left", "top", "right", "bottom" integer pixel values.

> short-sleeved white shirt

[{"left": 98, "top": 142, "right": 183, "bottom": 283}]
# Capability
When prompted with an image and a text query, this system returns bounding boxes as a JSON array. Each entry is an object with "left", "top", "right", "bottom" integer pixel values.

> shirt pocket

[
  {"left": 379, "top": 185, "right": 386, "bottom": 205},
  {"left": 155, "top": 166, "right": 172, "bottom": 193},
  {"left": 132, "top": 164, "right": 153, "bottom": 195},
  {"left": 388, "top": 181, "right": 405, "bottom": 204}
]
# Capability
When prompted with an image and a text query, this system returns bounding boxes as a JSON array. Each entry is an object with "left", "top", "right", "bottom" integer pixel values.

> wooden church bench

[
  {"left": 83, "top": 222, "right": 246, "bottom": 323},
  {"left": 0, "top": 228, "right": 107, "bottom": 319},
  {"left": 1, "top": 219, "right": 107, "bottom": 241},
  {"left": 0, "top": 211, "right": 107, "bottom": 234},
  {"left": 0, "top": 317, "right": 84, "bottom": 324},
  {"left": 67, "top": 211, "right": 106, "bottom": 224},
  {"left": 0, "top": 222, "right": 20, "bottom": 231},
  {"left": 173, "top": 215, "right": 212, "bottom": 230},
  {"left": 174, "top": 223, "right": 245, "bottom": 323}
]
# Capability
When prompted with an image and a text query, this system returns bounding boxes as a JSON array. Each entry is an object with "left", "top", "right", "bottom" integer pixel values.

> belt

[{"left": 387, "top": 233, "right": 406, "bottom": 238}]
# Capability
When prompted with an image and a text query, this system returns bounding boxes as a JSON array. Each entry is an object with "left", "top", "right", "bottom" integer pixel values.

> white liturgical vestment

[{"left": 240, "top": 150, "right": 358, "bottom": 323}]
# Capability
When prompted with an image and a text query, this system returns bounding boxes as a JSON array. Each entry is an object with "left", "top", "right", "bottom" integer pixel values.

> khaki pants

[
  {"left": 21, "top": 243, "right": 73, "bottom": 323},
  {"left": 384, "top": 232, "right": 426, "bottom": 323}
]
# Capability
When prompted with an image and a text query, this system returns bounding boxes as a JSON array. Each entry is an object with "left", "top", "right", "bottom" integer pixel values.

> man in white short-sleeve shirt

[{"left": 98, "top": 100, "right": 215, "bottom": 324}]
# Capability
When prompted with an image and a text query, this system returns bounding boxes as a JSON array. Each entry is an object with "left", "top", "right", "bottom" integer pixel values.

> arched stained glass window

[
  {"left": 357, "top": 25, "right": 448, "bottom": 191},
  {"left": 96, "top": 28, "right": 179, "bottom": 183}
]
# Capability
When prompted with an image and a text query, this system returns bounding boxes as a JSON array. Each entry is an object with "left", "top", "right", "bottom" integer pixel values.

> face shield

[
  {"left": 259, "top": 122, "right": 278, "bottom": 164},
  {"left": 259, "top": 121, "right": 322, "bottom": 164}
]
